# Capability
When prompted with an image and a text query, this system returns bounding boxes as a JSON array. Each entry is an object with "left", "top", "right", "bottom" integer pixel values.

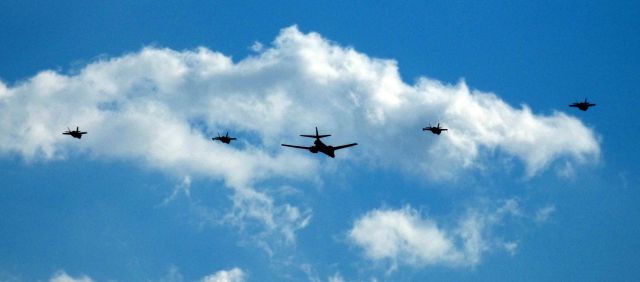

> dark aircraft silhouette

[
  {"left": 569, "top": 99, "right": 596, "bottom": 111},
  {"left": 422, "top": 123, "right": 448, "bottom": 135},
  {"left": 281, "top": 127, "right": 357, "bottom": 158},
  {"left": 212, "top": 132, "right": 237, "bottom": 144},
  {"left": 62, "top": 126, "right": 87, "bottom": 139}
]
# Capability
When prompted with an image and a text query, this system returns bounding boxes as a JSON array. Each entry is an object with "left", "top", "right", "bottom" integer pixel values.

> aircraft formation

[{"left": 63, "top": 99, "right": 596, "bottom": 157}]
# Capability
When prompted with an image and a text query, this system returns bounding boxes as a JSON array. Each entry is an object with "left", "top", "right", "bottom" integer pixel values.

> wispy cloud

[
  {"left": 48, "top": 267, "right": 245, "bottom": 282},
  {"left": 535, "top": 204, "right": 556, "bottom": 223},
  {"left": 327, "top": 272, "right": 345, "bottom": 282},
  {"left": 200, "top": 268, "right": 246, "bottom": 282},
  {"left": 49, "top": 271, "right": 94, "bottom": 282}
]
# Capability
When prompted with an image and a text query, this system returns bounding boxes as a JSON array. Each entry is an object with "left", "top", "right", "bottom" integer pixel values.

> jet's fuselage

[{"left": 69, "top": 132, "right": 83, "bottom": 139}]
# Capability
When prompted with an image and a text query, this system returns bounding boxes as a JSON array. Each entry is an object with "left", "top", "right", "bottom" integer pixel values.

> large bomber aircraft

[{"left": 281, "top": 127, "right": 357, "bottom": 158}]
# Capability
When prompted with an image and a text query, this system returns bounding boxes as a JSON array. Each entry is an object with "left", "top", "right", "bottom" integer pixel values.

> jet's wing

[
  {"left": 281, "top": 144, "right": 311, "bottom": 149},
  {"left": 62, "top": 132, "right": 70, "bottom": 135},
  {"left": 80, "top": 132, "right": 87, "bottom": 134},
  {"left": 333, "top": 143, "right": 358, "bottom": 150},
  {"left": 230, "top": 138, "right": 237, "bottom": 140}
]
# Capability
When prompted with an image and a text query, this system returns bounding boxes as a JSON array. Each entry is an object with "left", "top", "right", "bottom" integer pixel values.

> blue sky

[{"left": 1, "top": 1, "right": 638, "bottom": 281}]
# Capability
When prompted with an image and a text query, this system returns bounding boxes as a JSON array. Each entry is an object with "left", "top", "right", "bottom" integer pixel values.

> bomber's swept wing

[
  {"left": 333, "top": 143, "right": 358, "bottom": 150},
  {"left": 281, "top": 144, "right": 312, "bottom": 149}
]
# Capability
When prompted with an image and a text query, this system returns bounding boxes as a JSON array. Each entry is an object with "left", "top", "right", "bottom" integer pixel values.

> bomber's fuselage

[{"left": 311, "top": 139, "right": 335, "bottom": 158}]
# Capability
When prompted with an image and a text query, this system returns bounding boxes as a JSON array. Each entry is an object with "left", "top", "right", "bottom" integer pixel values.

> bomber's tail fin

[{"left": 301, "top": 127, "right": 331, "bottom": 138}]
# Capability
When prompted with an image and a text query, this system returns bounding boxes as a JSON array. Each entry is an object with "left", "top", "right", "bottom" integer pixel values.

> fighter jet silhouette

[
  {"left": 569, "top": 99, "right": 596, "bottom": 111},
  {"left": 62, "top": 126, "right": 87, "bottom": 139},
  {"left": 212, "top": 132, "right": 237, "bottom": 144},
  {"left": 281, "top": 127, "right": 357, "bottom": 158},
  {"left": 422, "top": 123, "right": 448, "bottom": 135}
]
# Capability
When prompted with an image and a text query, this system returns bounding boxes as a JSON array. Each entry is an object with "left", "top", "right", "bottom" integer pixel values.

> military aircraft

[
  {"left": 281, "top": 127, "right": 357, "bottom": 158},
  {"left": 569, "top": 99, "right": 596, "bottom": 111},
  {"left": 212, "top": 132, "right": 237, "bottom": 144},
  {"left": 422, "top": 123, "right": 448, "bottom": 135},
  {"left": 62, "top": 126, "right": 87, "bottom": 139}
]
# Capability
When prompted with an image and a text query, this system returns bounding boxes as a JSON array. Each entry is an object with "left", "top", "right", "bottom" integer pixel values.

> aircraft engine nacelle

[{"left": 309, "top": 147, "right": 318, "bottom": 153}]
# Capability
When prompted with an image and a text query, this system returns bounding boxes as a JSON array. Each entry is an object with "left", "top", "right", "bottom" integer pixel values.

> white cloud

[
  {"left": 250, "top": 41, "right": 264, "bottom": 52},
  {"left": 0, "top": 26, "right": 599, "bottom": 242},
  {"left": 535, "top": 204, "right": 556, "bottom": 223},
  {"left": 200, "top": 268, "right": 246, "bottom": 282},
  {"left": 49, "top": 271, "right": 94, "bottom": 282},
  {"left": 156, "top": 265, "right": 184, "bottom": 282},
  {"left": 349, "top": 207, "right": 462, "bottom": 266},
  {"left": 327, "top": 272, "right": 345, "bottom": 282},
  {"left": 503, "top": 241, "right": 518, "bottom": 256},
  {"left": 348, "top": 201, "right": 522, "bottom": 269},
  {"left": 162, "top": 176, "right": 192, "bottom": 205},
  {"left": 223, "top": 185, "right": 312, "bottom": 245}
]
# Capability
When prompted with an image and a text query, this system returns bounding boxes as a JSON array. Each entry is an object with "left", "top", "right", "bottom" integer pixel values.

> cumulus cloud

[
  {"left": 200, "top": 268, "right": 246, "bottom": 282},
  {"left": 49, "top": 271, "right": 94, "bottom": 282},
  {"left": 348, "top": 200, "right": 522, "bottom": 269},
  {"left": 0, "top": 26, "right": 599, "bottom": 242}
]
